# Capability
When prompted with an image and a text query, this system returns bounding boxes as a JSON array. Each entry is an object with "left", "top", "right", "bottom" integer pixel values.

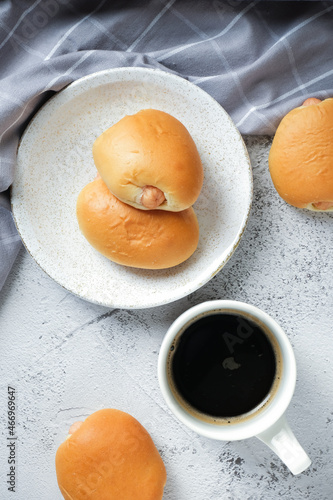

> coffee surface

[{"left": 170, "top": 313, "right": 277, "bottom": 419}]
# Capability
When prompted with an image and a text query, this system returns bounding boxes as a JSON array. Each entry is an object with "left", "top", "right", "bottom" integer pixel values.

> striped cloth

[{"left": 0, "top": 0, "right": 332, "bottom": 290}]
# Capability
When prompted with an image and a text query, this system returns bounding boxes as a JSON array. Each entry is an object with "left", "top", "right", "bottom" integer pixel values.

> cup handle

[{"left": 256, "top": 415, "right": 311, "bottom": 475}]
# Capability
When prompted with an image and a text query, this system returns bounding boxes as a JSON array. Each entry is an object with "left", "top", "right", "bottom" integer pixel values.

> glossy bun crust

[
  {"left": 76, "top": 178, "right": 199, "bottom": 269},
  {"left": 93, "top": 109, "right": 203, "bottom": 211},
  {"left": 269, "top": 98, "right": 333, "bottom": 210},
  {"left": 55, "top": 409, "right": 166, "bottom": 500}
]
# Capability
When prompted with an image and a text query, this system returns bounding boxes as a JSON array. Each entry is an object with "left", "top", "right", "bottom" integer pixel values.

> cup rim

[{"left": 158, "top": 300, "right": 297, "bottom": 441}]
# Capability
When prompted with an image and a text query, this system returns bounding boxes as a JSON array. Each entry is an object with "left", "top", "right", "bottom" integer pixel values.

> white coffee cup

[{"left": 158, "top": 300, "right": 311, "bottom": 475}]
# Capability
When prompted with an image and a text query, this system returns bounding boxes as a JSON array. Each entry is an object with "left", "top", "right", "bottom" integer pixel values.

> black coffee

[{"left": 169, "top": 313, "right": 279, "bottom": 420}]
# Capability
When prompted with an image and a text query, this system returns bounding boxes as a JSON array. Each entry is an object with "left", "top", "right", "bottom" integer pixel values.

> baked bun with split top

[
  {"left": 269, "top": 97, "right": 333, "bottom": 211},
  {"left": 76, "top": 177, "right": 199, "bottom": 269},
  {"left": 55, "top": 409, "right": 167, "bottom": 500},
  {"left": 92, "top": 109, "right": 203, "bottom": 211}
]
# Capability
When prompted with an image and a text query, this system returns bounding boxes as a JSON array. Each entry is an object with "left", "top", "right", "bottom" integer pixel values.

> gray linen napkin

[{"left": 0, "top": 0, "right": 332, "bottom": 290}]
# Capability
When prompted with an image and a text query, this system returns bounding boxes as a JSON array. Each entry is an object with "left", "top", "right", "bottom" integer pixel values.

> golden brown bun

[
  {"left": 269, "top": 98, "right": 333, "bottom": 211},
  {"left": 93, "top": 109, "right": 203, "bottom": 211},
  {"left": 55, "top": 409, "right": 166, "bottom": 500},
  {"left": 76, "top": 178, "right": 199, "bottom": 269}
]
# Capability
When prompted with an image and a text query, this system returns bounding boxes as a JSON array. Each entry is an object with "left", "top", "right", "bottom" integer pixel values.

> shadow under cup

[{"left": 159, "top": 301, "right": 296, "bottom": 442}]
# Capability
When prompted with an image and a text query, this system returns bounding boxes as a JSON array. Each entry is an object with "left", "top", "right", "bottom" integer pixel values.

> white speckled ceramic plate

[{"left": 12, "top": 68, "right": 252, "bottom": 309}]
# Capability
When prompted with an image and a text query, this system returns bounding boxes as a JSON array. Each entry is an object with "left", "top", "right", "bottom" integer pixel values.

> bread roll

[
  {"left": 55, "top": 409, "right": 167, "bottom": 500},
  {"left": 269, "top": 98, "right": 333, "bottom": 211},
  {"left": 93, "top": 109, "right": 203, "bottom": 211},
  {"left": 76, "top": 178, "right": 199, "bottom": 269}
]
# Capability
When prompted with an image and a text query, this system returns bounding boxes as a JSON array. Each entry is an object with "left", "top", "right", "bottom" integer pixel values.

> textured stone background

[{"left": 0, "top": 137, "right": 332, "bottom": 499}]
